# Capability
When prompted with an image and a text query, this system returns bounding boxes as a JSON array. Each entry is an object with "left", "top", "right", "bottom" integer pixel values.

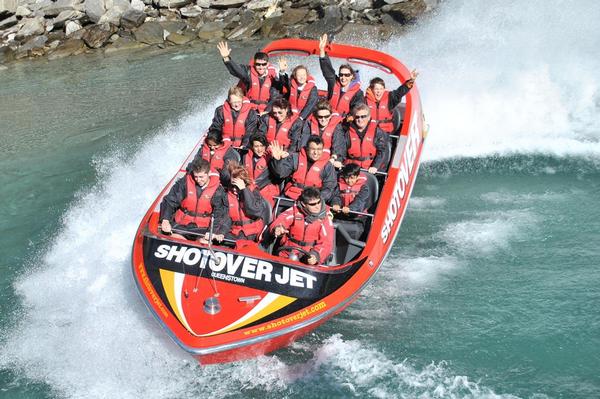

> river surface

[{"left": 1, "top": 1, "right": 599, "bottom": 398}]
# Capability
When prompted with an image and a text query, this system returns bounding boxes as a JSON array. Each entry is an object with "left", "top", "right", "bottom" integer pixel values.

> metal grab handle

[{"left": 360, "top": 168, "right": 388, "bottom": 176}]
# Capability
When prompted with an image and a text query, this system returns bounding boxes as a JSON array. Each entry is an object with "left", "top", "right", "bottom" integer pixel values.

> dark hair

[
  {"left": 306, "top": 135, "right": 323, "bottom": 147},
  {"left": 369, "top": 77, "right": 385, "bottom": 89},
  {"left": 191, "top": 159, "right": 210, "bottom": 174},
  {"left": 313, "top": 99, "right": 333, "bottom": 115},
  {"left": 271, "top": 98, "right": 290, "bottom": 113},
  {"left": 300, "top": 187, "right": 321, "bottom": 204},
  {"left": 254, "top": 52, "right": 269, "bottom": 62},
  {"left": 205, "top": 130, "right": 224, "bottom": 145},
  {"left": 340, "top": 163, "right": 361, "bottom": 179},
  {"left": 250, "top": 133, "right": 268, "bottom": 147},
  {"left": 292, "top": 65, "right": 308, "bottom": 79},
  {"left": 338, "top": 64, "right": 355, "bottom": 77}
]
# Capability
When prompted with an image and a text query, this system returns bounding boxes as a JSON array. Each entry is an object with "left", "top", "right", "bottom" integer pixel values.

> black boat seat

[
  {"left": 364, "top": 172, "right": 379, "bottom": 212},
  {"left": 331, "top": 222, "right": 366, "bottom": 265}
]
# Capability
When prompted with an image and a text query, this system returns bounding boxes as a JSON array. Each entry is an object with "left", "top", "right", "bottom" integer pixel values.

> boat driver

[{"left": 269, "top": 187, "right": 334, "bottom": 265}]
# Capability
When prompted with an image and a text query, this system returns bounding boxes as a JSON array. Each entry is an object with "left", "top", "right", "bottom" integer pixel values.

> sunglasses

[
  {"left": 354, "top": 114, "right": 369, "bottom": 120},
  {"left": 304, "top": 200, "right": 321, "bottom": 206},
  {"left": 316, "top": 114, "right": 331, "bottom": 119},
  {"left": 255, "top": 62, "right": 268, "bottom": 66},
  {"left": 339, "top": 72, "right": 353, "bottom": 77}
]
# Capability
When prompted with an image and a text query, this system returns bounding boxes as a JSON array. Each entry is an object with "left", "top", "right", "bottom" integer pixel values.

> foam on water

[{"left": 379, "top": 0, "right": 600, "bottom": 162}]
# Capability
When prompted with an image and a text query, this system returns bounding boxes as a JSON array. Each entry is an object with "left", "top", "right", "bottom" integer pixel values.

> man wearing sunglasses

[
  {"left": 299, "top": 99, "right": 345, "bottom": 164},
  {"left": 334, "top": 103, "right": 390, "bottom": 175},
  {"left": 269, "top": 187, "right": 334, "bottom": 265},
  {"left": 318, "top": 33, "right": 364, "bottom": 117},
  {"left": 270, "top": 135, "right": 337, "bottom": 203},
  {"left": 217, "top": 41, "right": 286, "bottom": 114}
]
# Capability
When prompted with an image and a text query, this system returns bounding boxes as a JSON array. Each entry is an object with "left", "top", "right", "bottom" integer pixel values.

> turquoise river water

[{"left": 1, "top": 0, "right": 599, "bottom": 398}]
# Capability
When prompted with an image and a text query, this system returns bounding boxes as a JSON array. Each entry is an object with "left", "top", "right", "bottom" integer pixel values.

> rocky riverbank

[{"left": 0, "top": 0, "right": 438, "bottom": 65}]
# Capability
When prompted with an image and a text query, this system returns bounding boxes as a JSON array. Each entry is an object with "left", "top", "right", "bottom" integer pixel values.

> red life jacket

[
  {"left": 244, "top": 151, "right": 280, "bottom": 206},
  {"left": 346, "top": 121, "right": 378, "bottom": 168},
  {"left": 284, "top": 148, "right": 329, "bottom": 200},
  {"left": 280, "top": 206, "right": 331, "bottom": 252},
  {"left": 200, "top": 141, "right": 232, "bottom": 171},
  {"left": 227, "top": 189, "right": 264, "bottom": 238},
  {"left": 174, "top": 174, "right": 220, "bottom": 228},
  {"left": 306, "top": 114, "right": 342, "bottom": 158},
  {"left": 222, "top": 97, "right": 252, "bottom": 147},
  {"left": 266, "top": 115, "right": 296, "bottom": 149},
  {"left": 239, "top": 61, "right": 277, "bottom": 113},
  {"left": 330, "top": 81, "right": 361, "bottom": 116},
  {"left": 338, "top": 173, "right": 368, "bottom": 209},
  {"left": 289, "top": 75, "right": 316, "bottom": 115},
  {"left": 365, "top": 88, "right": 394, "bottom": 133}
]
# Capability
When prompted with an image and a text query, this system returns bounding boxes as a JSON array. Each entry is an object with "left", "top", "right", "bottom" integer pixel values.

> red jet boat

[{"left": 131, "top": 38, "right": 427, "bottom": 364}]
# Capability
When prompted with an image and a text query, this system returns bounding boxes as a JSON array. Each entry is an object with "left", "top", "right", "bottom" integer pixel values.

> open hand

[{"left": 217, "top": 41, "right": 231, "bottom": 58}]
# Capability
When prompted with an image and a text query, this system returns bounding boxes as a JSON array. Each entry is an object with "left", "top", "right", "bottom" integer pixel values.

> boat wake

[{"left": 2, "top": 0, "right": 599, "bottom": 397}]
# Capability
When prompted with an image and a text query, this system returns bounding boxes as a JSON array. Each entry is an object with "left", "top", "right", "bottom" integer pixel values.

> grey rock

[
  {"left": 15, "top": 5, "right": 31, "bottom": 16},
  {"left": 120, "top": 8, "right": 145, "bottom": 29},
  {"left": 52, "top": 10, "right": 82, "bottom": 27},
  {"left": 42, "top": 0, "right": 82, "bottom": 17},
  {"left": 349, "top": 0, "right": 372, "bottom": 11},
  {"left": 19, "top": 34, "right": 47, "bottom": 51},
  {"left": 0, "top": 0, "right": 17, "bottom": 14},
  {"left": 196, "top": 0, "right": 210, "bottom": 7},
  {"left": 226, "top": 15, "right": 261, "bottom": 40},
  {"left": 300, "top": 5, "right": 343, "bottom": 37},
  {"left": 134, "top": 21, "right": 164, "bottom": 44},
  {"left": 154, "top": 0, "right": 191, "bottom": 8},
  {"left": 0, "top": 14, "right": 17, "bottom": 29},
  {"left": 16, "top": 17, "right": 45, "bottom": 38},
  {"left": 65, "top": 19, "right": 82, "bottom": 35},
  {"left": 158, "top": 20, "right": 186, "bottom": 33},
  {"left": 98, "top": 6, "right": 127, "bottom": 26},
  {"left": 47, "top": 37, "right": 84, "bottom": 59},
  {"left": 196, "top": 20, "right": 225, "bottom": 41},
  {"left": 48, "top": 39, "right": 60, "bottom": 48},
  {"left": 383, "top": 0, "right": 408, "bottom": 3},
  {"left": 279, "top": 7, "right": 307, "bottom": 25},
  {"left": 81, "top": 23, "right": 114, "bottom": 47},
  {"left": 103, "top": 35, "right": 147, "bottom": 53},
  {"left": 363, "top": 8, "right": 379, "bottom": 22},
  {"left": 179, "top": 4, "right": 201, "bottom": 17},
  {"left": 0, "top": 46, "right": 13, "bottom": 64},
  {"left": 166, "top": 31, "right": 193, "bottom": 44},
  {"left": 209, "top": 0, "right": 245, "bottom": 9},
  {"left": 245, "top": 0, "right": 276, "bottom": 10},
  {"left": 83, "top": 0, "right": 105, "bottom": 23},
  {"left": 259, "top": 15, "right": 285, "bottom": 38},
  {"left": 384, "top": 0, "right": 427, "bottom": 23},
  {"left": 131, "top": 0, "right": 144, "bottom": 11}
]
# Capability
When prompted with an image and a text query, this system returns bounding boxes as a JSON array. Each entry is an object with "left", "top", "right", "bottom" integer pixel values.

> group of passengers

[{"left": 159, "top": 34, "right": 418, "bottom": 265}]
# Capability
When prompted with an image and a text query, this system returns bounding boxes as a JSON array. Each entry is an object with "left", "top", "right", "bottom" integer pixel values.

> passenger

[
  {"left": 243, "top": 134, "right": 281, "bottom": 207},
  {"left": 194, "top": 130, "right": 239, "bottom": 173},
  {"left": 330, "top": 163, "right": 371, "bottom": 215},
  {"left": 270, "top": 135, "right": 337, "bottom": 203},
  {"left": 160, "top": 159, "right": 230, "bottom": 243},
  {"left": 334, "top": 103, "right": 390, "bottom": 174},
  {"left": 318, "top": 33, "right": 364, "bottom": 117},
  {"left": 208, "top": 86, "right": 259, "bottom": 148},
  {"left": 270, "top": 187, "right": 334, "bottom": 265},
  {"left": 282, "top": 64, "right": 319, "bottom": 121},
  {"left": 365, "top": 70, "right": 419, "bottom": 134},
  {"left": 217, "top": 41, "right": 285, "bottom": 114},
  {"left": 258, "top": 98, "right": 303, "bottom": 152},
  {"left": 300, "top": 99, "right": 345, "bottom": 163},
  {"left": 224, "top": 162, "right": 269, "bottom": 244}
]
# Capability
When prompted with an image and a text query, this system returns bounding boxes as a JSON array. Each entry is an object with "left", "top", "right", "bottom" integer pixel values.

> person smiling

[
  {"left": 335, "top": 103, "right": 390, "bottom": 175},
  {"left": 217, "top": 41, "right": 286, "bottom": 114},
  {"left": 281, "top": 64, "right": 319, "bottom": 121},
  {"left": 318, "top": 33, "right": 364, "bottom": 117},
  {"left": 208, "top": 86, "right": 258, "bottom": 148},
  {"left": 299, "top": 99, "right": 345, "bottom": 163},
  {"left": 258, "top": 98, "right": 304, "bottom": 152}
]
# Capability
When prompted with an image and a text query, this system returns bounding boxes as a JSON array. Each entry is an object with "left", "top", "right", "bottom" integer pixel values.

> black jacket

[
  {"left": 208, "top": 105, "right": 259, "bottom": 148},
  {"left": 269, "top": 154, "right": 337, "bottom": 202},
  {"left": 319, "top": 55, "right": 364, "bottom": 111}
]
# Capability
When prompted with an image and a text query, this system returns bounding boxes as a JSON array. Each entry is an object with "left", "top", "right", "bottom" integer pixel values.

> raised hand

[
  {"left": 232, "top": 177, "right": 246, "bottom": 190},
  {"left": 217, "top": 41, "right": 231, "bottom": 59},
  {"left": 319, "top": 33, "right": 328, "bottom": 57},
  {"left": 274, "top": 225, "right": 288, "bottom": 237},
  {"left": 278, "top": 56, "right": 288, "bottom": 73}
]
